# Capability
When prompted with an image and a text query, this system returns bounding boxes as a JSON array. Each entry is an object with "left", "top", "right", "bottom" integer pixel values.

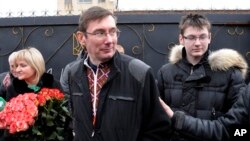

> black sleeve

[
  {"left": 172, "top": 85, "right": 249, "bottom": 141},
  {"left": 142, "top": 68, "right": 172, "bottom": 141}
]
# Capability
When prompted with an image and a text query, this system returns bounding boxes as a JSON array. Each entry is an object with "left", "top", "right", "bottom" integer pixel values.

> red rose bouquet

[{"left": 0, "top": 88, "right": 70, "bottom": 141}]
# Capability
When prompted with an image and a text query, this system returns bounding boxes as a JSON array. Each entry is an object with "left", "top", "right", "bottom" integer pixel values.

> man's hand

[{"left": 159, "top": 97, "right": 174, "bottom": 118}]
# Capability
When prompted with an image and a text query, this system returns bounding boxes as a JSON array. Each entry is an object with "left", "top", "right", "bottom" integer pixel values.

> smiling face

[
  {"left": 14, "top": 47, "right": 45, "bottom": 85},
  {"left": 77, "top": 15, "right": 118, "bottom": 65},
  {"left": 15, "top": 59, "right": 36, "bottom": 84}
]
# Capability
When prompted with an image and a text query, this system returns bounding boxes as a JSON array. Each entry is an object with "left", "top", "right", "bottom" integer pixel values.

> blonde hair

[
  {"left": 8, "top": 51, "right": 18, "bottom": 64},
  {"left": 16, "top": 47, "right": 45, "bottom": 84},
  {"left": 8, "top": 52, "right": 18, "bottom": 71}
]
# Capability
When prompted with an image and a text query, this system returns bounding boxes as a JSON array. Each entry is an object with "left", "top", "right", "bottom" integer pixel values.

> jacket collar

[
  {"left": 181, "top": 47, "right": 209, "bottom": 66},
  {"left": 169, "top": 45, "right": 248, "bottom": 78},
  {"left": 13, "top": 73, "right": 55, "bottom": 94},
  {"left": 82, "top": 51, "right": 121, "bottom": 76}
]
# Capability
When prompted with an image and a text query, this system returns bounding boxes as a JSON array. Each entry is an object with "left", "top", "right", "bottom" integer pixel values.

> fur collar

[
  {"left": 168, "top": 45, "right": 248, "bottom": 78},
  {"left": 13, "top": 73, "right": 55, "bottom": 94}
]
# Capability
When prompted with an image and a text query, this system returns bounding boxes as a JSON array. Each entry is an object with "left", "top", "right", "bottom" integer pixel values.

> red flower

[
  {"left": 0, "top": 93, "right": 38, "bottom": 133},
  {"left": 0, "top": 88, "right": 67, "bottom": 136},
  {"left": 37, "top": 88, "right": 64, "bottom": 105}
]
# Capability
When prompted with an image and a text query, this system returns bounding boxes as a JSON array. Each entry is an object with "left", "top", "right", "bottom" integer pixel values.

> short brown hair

[
  {"left": 78, "top": 6, "right": 116, "bottom": 32},
  {"left": 179, "top": 13, "right": 211, "bottom": 35}
]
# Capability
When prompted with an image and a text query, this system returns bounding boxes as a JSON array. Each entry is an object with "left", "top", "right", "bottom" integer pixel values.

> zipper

[
  {"left": 91, "top": 130, "right": 95, "bottom": 137},
  {"left": 211, "top": 107, "right": 216, "bottom": 119},
  {"left": 190, "top": 66, "right": 194, "bottom": 74}
]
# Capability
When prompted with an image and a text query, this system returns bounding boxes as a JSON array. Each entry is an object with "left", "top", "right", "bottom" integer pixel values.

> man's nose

[
  {"left": 104, "top": 34, "right": 113, "bottom": 43},
  {"left": 194, "top": 37, "right": 202, "bottom": 44}
]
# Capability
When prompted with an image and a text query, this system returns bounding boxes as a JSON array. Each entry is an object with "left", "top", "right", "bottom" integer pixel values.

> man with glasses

[
  {"left": 157, "top": 14, "right": 247, "bottom": 141},
  {"left": 63, "top": 6, "right": 171, "bottom": 141}
]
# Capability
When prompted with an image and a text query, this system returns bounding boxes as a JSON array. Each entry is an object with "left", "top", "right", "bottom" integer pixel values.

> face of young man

[
  {"left": 179, "top": 26, "right": 211, "bottom": 63},
  {"left": 77, "top": 15, "right": 118, "bottom": 65}
]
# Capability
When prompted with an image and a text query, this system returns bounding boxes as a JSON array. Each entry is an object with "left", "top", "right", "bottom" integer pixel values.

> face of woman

[
  {"left": 15, "top": 60, "right": 36, "bottom": 84},
  {"left": 9, "top": 60, "right": 18, "bottom": 78}
]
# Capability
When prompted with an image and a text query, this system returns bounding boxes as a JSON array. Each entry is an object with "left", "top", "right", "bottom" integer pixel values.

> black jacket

[
  {"left": 172, "top": 83, "right": 250, "bottom": 141},
  {"left": 67, "top": 52, "right": 171, "bottom": 141},
  {"left": 60, "top": 49, "right": 85, "bottom": 96},
  {"left": 5, "top": 73, "right": 61, "bottom": 101},
  {"left": 157, "top": 45, "right": 248, "bottom": 140}
]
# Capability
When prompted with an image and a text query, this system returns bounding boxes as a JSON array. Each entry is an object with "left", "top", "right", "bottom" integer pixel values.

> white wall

[
  {"left": 118, "top": 0, "right": 250, "bottom": 10},
  {"left": 0, "top": 0, "right": 57, "bottom": 17},
  {"left": 0, "top": 0, "right": 249, "bottom": 17}
]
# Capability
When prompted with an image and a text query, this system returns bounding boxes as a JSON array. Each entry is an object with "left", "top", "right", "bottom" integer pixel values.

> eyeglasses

[
  {"left": 85, "top": 29, "right": 120, "bottom": 39},
  {"left": 183, "top": 34, "right": 209, "bottom": 42}
]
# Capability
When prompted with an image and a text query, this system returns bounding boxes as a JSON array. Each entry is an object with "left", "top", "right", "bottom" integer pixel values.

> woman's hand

[{"left": 159, "top": 97, "right": 174, "bottom": 118}]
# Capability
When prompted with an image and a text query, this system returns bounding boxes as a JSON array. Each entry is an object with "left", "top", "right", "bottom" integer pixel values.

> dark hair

[
  {"left": 179, "top": 13, "right": 211, "bottom": 35},
  {"left": 78, "top": 6, "right": 116, "bottom": 32}
]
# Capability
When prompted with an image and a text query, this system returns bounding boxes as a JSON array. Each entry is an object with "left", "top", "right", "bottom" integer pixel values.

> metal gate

[{"left": 0, "top": 12, "right": 250, "bottom": 82}]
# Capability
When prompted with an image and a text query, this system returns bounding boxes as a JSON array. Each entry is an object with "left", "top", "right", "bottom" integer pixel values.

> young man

[
  {"left": 157, "top": 14, "right": 247, "bottom": 141},
  {"left": 63, "top": 6, "right": 171, "bottom": 141}
]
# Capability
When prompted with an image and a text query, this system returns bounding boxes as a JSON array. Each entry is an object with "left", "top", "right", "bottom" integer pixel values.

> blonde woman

[
  {"left": 5, "top": 47, "right": 61, "bottom": 101},
  {"left": 1, "top": 47, "right": 72, "bottom": 141}
]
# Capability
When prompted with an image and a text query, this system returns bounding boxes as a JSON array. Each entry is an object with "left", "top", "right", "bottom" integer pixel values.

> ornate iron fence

[{"left": 0, "top": 12, "right": 250, "bottom": 82}]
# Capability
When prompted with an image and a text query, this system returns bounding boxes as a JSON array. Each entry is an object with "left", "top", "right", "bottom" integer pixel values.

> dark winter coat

[
  {"left": 67, "top": 52, "right": 171, "bottom": 141},
  {"left": 4, "top": 73, "right": 61, "bottom": 101},
  {"left": 172, "top": 83, "right": 250, "bottom": 141},
  {"left": 157, "top": 45, "right": 248, "bottom": 140},
  {"left": 60, "top": 49, "right": 85, "bottom": 96}
]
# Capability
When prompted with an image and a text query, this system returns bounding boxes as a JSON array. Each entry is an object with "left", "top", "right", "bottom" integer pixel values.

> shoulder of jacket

[
  {"left": 208, "top": 48, "right": 248, "bottom": 78},
  {"left": 63, "top": 59, "right": 83, "bottom": 78},
  {"left": 128, "top": 58, "right": 150, "bottom": 83},
  {"left": 69, "top": 59, "right": 82, "bottom": 69},
  {"left": 40, "top": 73, "right": 56, "bottom": 87}
]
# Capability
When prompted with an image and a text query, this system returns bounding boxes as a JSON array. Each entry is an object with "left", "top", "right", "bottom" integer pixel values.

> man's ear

[
  {"left": 76, "top": 31, "right": 86, "bottom": 46},
  {"left": 179, "top": 34, "right": 184, "bottom": 45}
]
